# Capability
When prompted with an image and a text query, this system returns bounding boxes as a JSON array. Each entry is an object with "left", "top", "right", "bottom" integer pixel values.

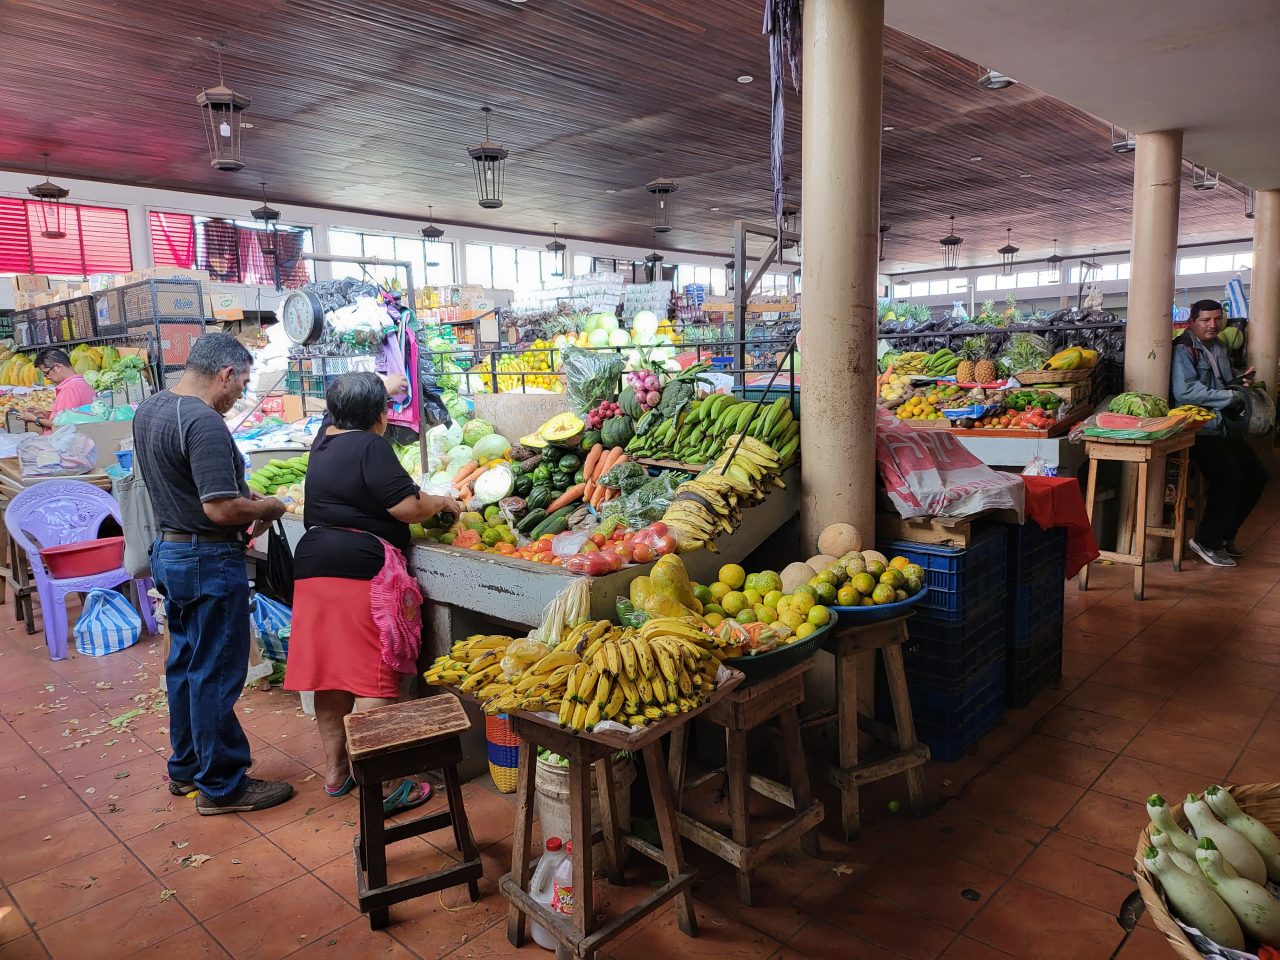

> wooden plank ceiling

[{"left": 0, "top": 0, "right": 1254, "bottom": 274}]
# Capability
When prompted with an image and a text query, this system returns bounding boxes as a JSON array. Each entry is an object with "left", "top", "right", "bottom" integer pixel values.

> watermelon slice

[{"left": 1096, "top": 413, "right": 1141, "bottom": 429}]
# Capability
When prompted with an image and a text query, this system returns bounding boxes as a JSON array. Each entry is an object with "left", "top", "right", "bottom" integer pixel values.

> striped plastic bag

[
  {"left": 249, "top": 593, "right": 292, "bottom": 663},
  {"left": 73, "top": 588, "right": 142, "bottom": 657}
]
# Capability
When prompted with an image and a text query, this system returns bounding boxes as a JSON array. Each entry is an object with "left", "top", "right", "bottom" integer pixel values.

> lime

[
  {"left": 836, "top": 585, "right": 858, "bottom": 606},
  {"left": 888, "top": 800, "right": 902, "bottom": 814},
  {"left": 902, "top": 563, "right": 924, "bottom": 582},
  {"left": 851, "top": 572, "right": 876, "bottom": 596},
  {"left": 879, "top": 568, "right": 904, "bottom": 589},
  {"left": 718, "top": 564, "right": 746, "bottom": 589},
  {"left": 744, "top": 572, "right": 760, "bottom": 592},
  {"left": 710, "top": 581, "right": 731, "bottom": 601},
  {"left": 790, "top": 592, "right": 815, "bottom": 616},
  {"left": 889, "top": 556, "right": 909, "bottom": 571},
  {"left": 776, "top": 596, "right": 792, "bottom": 617},
  {"left": 861, "top": 597, "right": 875, "bottom": 606},
  {"left": 895, "top": 589, "right": 908, "bottom": 602},
  {"left": 795, "top": 622, "right": 816, "bottom": 639},
  {"left": 871, "top": 583, "right": 896, "bottom": 605},
  {"left": 793, "top": 584, "right": 818, "bottom": 603},
  {"left": 807, "top": 604, "right": 831, "bottom": 627},
  {"left": 844, "top": 557, "right": 867, "bottom": 576},
  {"left": 703, "top": 603, "right": 726, "bottom": 617},
  {"left": 865, "top": 559, "right": 887, "bottom": 578},
  {"left": 763, "top": 589, "right": 783, "bottom": 609},
  {"left": 904, "top": 576, "right": 923, "bottom": 596},
  {"left": 757, "top": 605, "right": 778, "bottom": 624},
  {"left": 693, "top": 584, "right": 713, "bottom": 604},
  {"left": 814, "top": 582, "right": 837, "bottom": 605},
  {"left": 743, "top": 587, "right": 763, "bottom": 606},
  {"left": 816, "top": 569, "right": 838, "bottom": 587},
  {"left": 722, "top": 591, "right": 748, "bottom": 615},
  {"left": 735, "top": 608, "right": 757, "bottom": 624},
  {"left": 781, "top": 610, "right": 804, "bottom": 629},
  {"left": 704, "top": 612, "right": 724, "bottom": 627},
  {"left": 758, "top": 571, "right": 783, "bottom": 593}
]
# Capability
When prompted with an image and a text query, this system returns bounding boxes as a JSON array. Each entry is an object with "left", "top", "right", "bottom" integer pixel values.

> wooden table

[
  {"left": 488, "top": 670, "right": 743, "bottom": 960},
  {"left": 1077, "top": 431, "right": 1196, "bottom": 600}
]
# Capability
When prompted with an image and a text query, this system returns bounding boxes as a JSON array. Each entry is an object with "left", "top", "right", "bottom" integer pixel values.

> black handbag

[{"left": 260, "top": 521, "right": 296, "bottom": 607}]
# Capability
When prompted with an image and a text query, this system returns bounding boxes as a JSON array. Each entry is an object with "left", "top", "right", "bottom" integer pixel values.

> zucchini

[
  {"left": 530, "top": 505, "right": 575, "bottom": 539},
  {"left": 517, "top": 509, "right": 547, "bottom": 535}
]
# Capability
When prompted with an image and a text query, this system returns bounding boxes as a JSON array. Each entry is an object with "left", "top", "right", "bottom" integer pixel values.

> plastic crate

[
  {"left": 93, "top": 288, "right": 128, "bottom": 337},
  {"left": 876, "top": 658, "right": 1006, "bottom": 762},
  {"left": 1008, "top": 571, "right": 1066, "bottom": 649},
  {"left": 898, "top": 593, "right": 1007, "bottom": 689},
  {"left": 122, "top": 279, "right": 205, "bottom": 323},
  {"left": 1005, "top": 619, "right": 1063, "bottom": 708},
  {"left": 1007, "top": 522, "right": 1068, "bottom": 584},
  {"left": 878, "top": 524, "right": 1006, "bottom": 622},
  {"left": 156, "top": 319, "right": 207, "bottom": 366}
]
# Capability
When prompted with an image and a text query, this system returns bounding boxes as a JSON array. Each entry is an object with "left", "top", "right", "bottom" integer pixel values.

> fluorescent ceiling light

[{"left": 737, "top": 75, "right": 753, "bottom": 84}]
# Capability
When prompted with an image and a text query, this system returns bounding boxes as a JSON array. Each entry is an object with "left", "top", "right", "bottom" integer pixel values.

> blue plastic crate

[
  {"left": 1006, "top": 619, "right": 1063, "bottom": 708},
  {"left": 876, "top": 658, "right": 1006, "bottom": 762},
  {"left": 1007, "top": 522, "right": 1068, "bottom": 584},
  {"left": 917, "top": 684, "right": 1006, "bottom": 761},
  {"left": 1008, "top": 571, "right": 1066, "bottom": 649},
  {"left": 878, "top": 525, "right": 1007, "bottom": 623},
  {"left": 899, "top": 594, "right": 1007, "bottom": 689}
]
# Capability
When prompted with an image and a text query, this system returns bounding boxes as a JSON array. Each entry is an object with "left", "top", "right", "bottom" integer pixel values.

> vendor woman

[
  {"left": 20, "top": 348, "right": 95, "bottom": 433},
  {"left": 284, "top": 372, "right": 461, "bottom": 811}
]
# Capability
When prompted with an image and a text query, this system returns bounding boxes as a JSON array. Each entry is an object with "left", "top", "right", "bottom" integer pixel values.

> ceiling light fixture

[
  {"left": 26, "top": 153, "right": 69, "bottom": 240},
  {"left": 710, "top": 206, "right": 720, "bottom": 211},
  {"left": 879, "top": 223, "right": 890, "bottom": 263},
  {"left": 196, "top": 40, "right": 252, "bottom": 172},
  {"left": 938, "top": 215, "right": 963, "bottom": 271},
  {"left": 250, "top": 181, "right": 280, "bottom": 256},
  {"left": 969, "top": 155, "right": 984, "bottom": 162},
  {"left": 467, "top": 106, "right": 509, "bottom": 209},
  {"left": 546, "top": 221, "right": 566, "bottom": 277},
  {"left": 781, "top": 203, "right": 800, "bottom": 250},
  {"left": 645, "top": 176, "right": 678, "bottom": 233},
  {"left": 1018, "top": 173, "right": 1033, "bottom": 178},
  {"left": 606, "top": 189, "right": 617, "bottom": 194},
  {"left": 1247, "top": 188, "right": 1256, "bottom": 220},
  {"left": 1046, "top": 238, "right": 1065, "bottom": 267},
  {"left": 977, "top": 68, "right": 1016, "bottom": 90},
  {"left": 421, "top": 205, "right": 444, "bottom": 240},
  {"left": 737, "top": 74, "right": 753, "bottom": 83},
  {"left": 997, "top": 227, "right": 1020, "bottom": 275},
  {"left": 1191, "top": 164, "right": 1220, "bottom": 191},
  {"left": 1110, "top": 125, "right": 1137, "bottom": 154},
  {"left": 882, "top": 125, "right": 895, "bottom": 131}
]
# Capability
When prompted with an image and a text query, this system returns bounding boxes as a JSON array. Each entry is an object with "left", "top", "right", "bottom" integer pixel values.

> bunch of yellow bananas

[
  {"left": 892, "top": 352, "right": 929, "bottom": 374},
  {"left": 663, "top": 435, "right": 786, "bottom": 554},
  {"left": 424, "top": 617, "right": 727, "bottom": 731},
  {"left": 1041, "top": 346, "right": 1099, "bottom": 371},
  {"left": 1170, "top": 404, "right": 1215, "bottom": 422}
]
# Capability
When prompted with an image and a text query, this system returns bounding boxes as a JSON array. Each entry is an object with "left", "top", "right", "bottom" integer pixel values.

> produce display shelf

[{"left": 901, "top": 403, "right": 1091, "bottom": 439}]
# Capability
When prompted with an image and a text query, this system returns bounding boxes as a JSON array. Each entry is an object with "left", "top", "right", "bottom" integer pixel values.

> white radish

[
  {"left": 1196, "top": 838, "right": 1280, "bottom": 946},
  {"left": 1147, "top": 794, "right": 1203, "bottom": 860},
  {"left": 1204, "top": 784, "right": 1280, "bottom": 883},
  {"left": 1144, "top": 846, "right": 1245, "bottom": 950},
  {"left": 1151, "top": 828, "right": 1201, "bottom": 875},
  {"left": 1185, "top": 793, "right": 1269, "bottom": 885}
]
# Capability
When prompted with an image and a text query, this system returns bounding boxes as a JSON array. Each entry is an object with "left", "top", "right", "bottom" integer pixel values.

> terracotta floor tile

[
  {"left": 0, "top": 809, "right": 117, "bottom": 885},
  {"left": 266, "top": 801, "right": 365, "bottom": 870},
  {"left": 166, "top": 834, "right": 307, "bottom": 921},
  {"left": 999, "top": 734, "right": 1113, "bottom": 789},
  {"left": 849, "top": 846, "right": 1004, "bottom": 930},
  {"left": 0, "top": 934, "right": 50, "bottom": 959},
  {"left": 783, "top": 917, "right": 905, "bottom": 960},
  {"left": 1123, "top": 727, "right": 1235, "bottom": 780},
  {"left": 1033, "top": 705, "right": 1143, "bottom": 753},
  {"left": 1087, "top": 660, "right": 1184, "bottom": 699},
  {"left": 1145, "top": 699, "right": 1260, "bottom": 747},
  {"left": 282, "top": 919, "right": 418, "bottom": 959},
  {"left": 38, "top": 881, "right": 196, "bottom": 960},
  {"left": 1114, "top": 923, "right": 1180, "bottom": 959},
  {"left": 311, "top": 838, "right": 442, "bottom": 909},
  {"left": 1062, "top": 681, "right": 1166, "bottom": 724},
  {"left": 204, "top": 874, "right": 359, "bottom": 960},
  {"left": 1014, "top": 842, "right": 1137, "bottom": 915},
  {"left": 0, "top": 779, "right": 87, "bottom": 845},
  {"left": 607, "top": 898, "right": 779, "bottom": 960},
  {"left": 899, "top": 809, "right": 1034, "bottom": 875},
  {"left": 382, "top": 875, "right": 518, "bottom": 958},
  {"left": 1058, "top": 790, "right": 1148, "bottom": 854},
  {"left": 1092, "top": 755, "right": 1219, "bottom": 805},
  {"left": 1229, "top": 747, "right": 1280, "bottom": 785},
  {"left": 424, "top": 781, "right": 516, "bottom": 853},
  {"left": 112, "top": 926, "right": 233, "bottom": 960},
  {"left": 693, "top": 855, "right": 819, "bottom": 943},
  {"left": 962, "top": 764, "right": 1085, "bottom": 830},
  {"left": 0, "top": 888, "right": 34, "bottom": 945},
  {"left": 1041, "top": 831, "right": 1136, "bottom": 874},
  {"left": 937, "top": 936, "right": 1018, "bottom": 960},
  {"left": 964, "top": 879, "right": 1124, "bottom": 958},
  {"left": 97, "top": 780, "right": 202, "bottom": 841},
  {"left": 824, "top": 889, "right": 957, "bottom": 959},
  {"left": 1062, "top": 625, "right": 1134, "bottom": 659},
  {"left": 1173, "top": 678, "right": 1277, "bottom": 717},
  {"left": 10, "top": 841, "right": 153, "bottom": 929},
  {"left": 1191, "top": 657, "right": 1280, "bottom": 691}
]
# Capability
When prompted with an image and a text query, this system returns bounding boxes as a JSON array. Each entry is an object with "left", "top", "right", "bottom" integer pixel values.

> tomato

[
  {"left": 648, "top": 522, "right": 668, "bottom": 537},
  {"left": 613, "top": 542, "right": 634, "bottom": 563},
  {"left": 581, "top": 541, "right": 599, "bottom": 553},
  {"left": 631, "top": 542, "right": 654, "bottom": 564},
  {"left": 656, "top": 534, "right": 678, "bottom": 555},
  {"left": 589, "top": 533, "right": 606, "bottom": 547}
]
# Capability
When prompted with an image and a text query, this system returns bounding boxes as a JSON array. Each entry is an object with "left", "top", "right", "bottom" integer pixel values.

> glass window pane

[
  {"left": 328, "top": 229, "right": 363, "bottom": 258},
  {"left": 928, "top": 280, "right": 948, "bottom": 295},
  {"left": 1206, "top": 254, "right": 1234, "bottom": 273},
  {"left": 573, "top": 254, "right": 592, "bottom": 277},
  {"left": 1068, "top": 267, "right": 1082, "bottom": 284},
  {"left": 710, "top": 268, "right": 727, "bottom": 297},
  {"left": 1235, "top": 252, "right": 1253, "bottom": 270},
  {"left": 975, "top": 274, "right": 996, "bottom": 291},
  {"left": 694, "top": 266, "right": 711, "bottom": 287},
  {"left": 1118, "top": 262, "right": 1130, "bottom": 279},
  {"left": 1037, "top": 270, "right": 1058, "bottom": 286},
  {"left": 488, "top": 246, "right": 515, "bottom": 289},
  {"left": 1015, "top": 271, "right": 1038, "bottom": 287},
  {"left": 910, "top": 281, "right": 929, "bottom": 297},
  {"left": 792, "top": 273, "right": 801, "bottom": 293},
  {"left": 1179, "top": 257, "right": 1206, "bottom": 275},
  {"left": 394, "top": 236, "right": 427, "bottom": 293},
  {"left": 466, "top": 243, "right": 493, "bottom": 287},
  {"left": 948, "top": 277, "right": 968, "bottom": 293},
  {"left": 893, "top": 283, "right": 911, "bottom": 298},
  {"left": 996, "top": 274, "right": 1016, "bottom": 290},
  {"left": 1098, "top": 264, "right": 1117, "bottom": 281},
  {"left": 423, "top": 240, "right": 454, "bottom": 285}
]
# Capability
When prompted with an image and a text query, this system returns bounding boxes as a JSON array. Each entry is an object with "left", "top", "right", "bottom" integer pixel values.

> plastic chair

[{"left": 4, "top": 479, "right": 156, "bottom": 660}]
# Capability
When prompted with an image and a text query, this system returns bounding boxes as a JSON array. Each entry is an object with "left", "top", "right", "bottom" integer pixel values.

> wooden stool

[
  {"left": 344, "top": 696, "right": 482, "bottom": 930},
  {"left": 1078, "top": 431, "right": 1196, "bottom": 599},
  {"left": 667, "top": 659, "right": 824, "bottom": 904},
  {"left": 501, "top": 706, "right": 699, "bottom": 960},
  {"left": 810, "top": 616, "right": 930, "bottom": 841}
]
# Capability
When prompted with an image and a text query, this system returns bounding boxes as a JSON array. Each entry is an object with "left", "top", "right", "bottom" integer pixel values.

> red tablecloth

[{"left": 1020, "top": 475, "right": 1100, "bottom": 578}]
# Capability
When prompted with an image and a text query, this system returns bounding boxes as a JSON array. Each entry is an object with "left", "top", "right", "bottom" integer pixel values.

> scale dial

[{"left": 280, "top": 290, "right": 325, "bottom": 345}]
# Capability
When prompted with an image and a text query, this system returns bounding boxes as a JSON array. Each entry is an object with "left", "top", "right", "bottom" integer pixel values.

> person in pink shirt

[{"left": 20, "top": 349, "right": 96, "bottom": 434}]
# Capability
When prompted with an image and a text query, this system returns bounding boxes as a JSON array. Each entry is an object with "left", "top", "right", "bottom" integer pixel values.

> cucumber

[
  {"left": 530, "top": 504, "right": 575, "bottom": 539},
  {"left": 517, "top": 509, "right": 547, "bottom": 535}
]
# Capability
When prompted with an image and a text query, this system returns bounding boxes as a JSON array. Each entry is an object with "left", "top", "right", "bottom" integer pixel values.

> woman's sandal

[
  {"left": 383, "top": 779, "right": 432, "bottom": 816},
  {"left": 325, "top": 775, "right": 356, "bottom": 798}
]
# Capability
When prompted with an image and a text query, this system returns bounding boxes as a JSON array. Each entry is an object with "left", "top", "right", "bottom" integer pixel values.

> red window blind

[
  {"left": 0, "top": 199, "right": 132, "bottom": 276},
  {"left": 149, "top": 211, "right": 196, "bottom": 269}
]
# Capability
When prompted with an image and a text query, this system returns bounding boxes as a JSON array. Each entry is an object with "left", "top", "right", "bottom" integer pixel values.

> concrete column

[
  {"left": 799, "top": 0, "right": 882, "bottom": 553},
  {"left": 1249, "top": 190, "right": 1280, "bottom": 402},
  {"left": 1124, "top": 130, "right": 1183, "bottom": 397},
  {"left": 1124, "top": 130, "right": 1183, "bottom": 557}
]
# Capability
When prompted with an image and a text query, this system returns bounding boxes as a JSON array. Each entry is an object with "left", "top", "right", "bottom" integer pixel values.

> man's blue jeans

[{"left": 151, "top": 539, "right": 251, "bottom": 800}]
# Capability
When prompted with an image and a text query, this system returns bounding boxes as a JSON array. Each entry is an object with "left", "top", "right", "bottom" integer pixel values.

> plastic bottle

[
  {"left": 551, "top": 840, "right": 575, "bottom": 919},
  {"left": 529, "top": 837, "right": 565, "bottom": 950}
]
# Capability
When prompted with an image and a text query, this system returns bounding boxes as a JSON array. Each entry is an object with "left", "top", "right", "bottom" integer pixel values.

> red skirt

[{"left": 283, "top": 577, "right": 402, "bottom": 699}]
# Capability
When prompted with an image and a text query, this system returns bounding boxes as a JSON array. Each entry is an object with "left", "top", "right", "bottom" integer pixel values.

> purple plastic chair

[{"left": 4, "top": 479, "right": 156, "bottom": 660}]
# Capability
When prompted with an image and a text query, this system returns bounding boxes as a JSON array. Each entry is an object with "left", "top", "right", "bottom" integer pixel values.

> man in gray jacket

[{"left": 1170, "top": 299, "right": 1269, "bottom": 567}]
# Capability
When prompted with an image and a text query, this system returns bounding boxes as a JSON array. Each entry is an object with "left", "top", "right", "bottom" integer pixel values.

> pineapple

[
  {"left": 975, "top": 353, "right": 998, "bottom": 385},
  {"left": 1002, "top": 293, "right": 1022, "bottom": 324},
  {"left": 956, "top": 337, "right": 986, "bottom": 383},
  {"left": 977, "top": 299, "right": 998, "bottom": 326}
]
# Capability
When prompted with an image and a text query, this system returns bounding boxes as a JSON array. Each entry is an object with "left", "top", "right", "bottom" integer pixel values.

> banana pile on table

[
  {"left": 663, "top": 435, "right": 786, "bottom": 553},
  {"left": 890, "top": 351, "right": 930, "bottom": 374},
  {"left": 424, "top": 618, "right": 726, "bottom": 732}
]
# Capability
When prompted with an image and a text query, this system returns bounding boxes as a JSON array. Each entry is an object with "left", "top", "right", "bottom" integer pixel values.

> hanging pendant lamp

[
  {"left": 546, "top": 222, "right": 566, "bottom": 277},
  {"left": 646, "top": 177, "right": 678, "bottom": 233},
  {"left": 467, "top": 107, "right": 509, "bottom": 210},
  {"left": 421, "top": 205, "right": 444, "bottom": 240},
  {"left": 27, "top": 154, "right": 69, "bottom": 240},
  {"left": 997, "top": 227, "right": 1020, "bottom": 275},
  {"left": 938, "top": 215, "right": 963, "bottom": 271},
  {"left": 878, "top": 223, "right": 890, "bottom": 263},
  {"left": 250, "top": 182, "right": 280, "bottom": 256},
  {"left": 197, "top": 41, "right": 252, "bottom": 172}
]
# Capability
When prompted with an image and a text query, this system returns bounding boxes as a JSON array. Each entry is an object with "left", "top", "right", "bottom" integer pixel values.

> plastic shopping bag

[
  {"left": 17, "top": 425, "right": 96, "bottom": 477},
  {"left": 73, "top": 588, "right": 142, "bottom": 657},
  {"left": 249, "top": 593, "right": 292, "bottom": 663}
]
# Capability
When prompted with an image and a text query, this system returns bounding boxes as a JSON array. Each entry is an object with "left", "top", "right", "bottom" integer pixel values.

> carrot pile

[{"left": 582, "top": 443, "right": 627, "bottom": 510}]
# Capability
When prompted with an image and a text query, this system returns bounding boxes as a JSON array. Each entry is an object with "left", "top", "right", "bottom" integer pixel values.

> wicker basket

[
  {"left": 1134, "top": 783, "right": 1280, "bottom": 959},
  {"left": 1014, "top": 368, "right": 1094, "bottom": 384},
  {"left": 485, "top": 714, "right": 520, "bottom": 794}
]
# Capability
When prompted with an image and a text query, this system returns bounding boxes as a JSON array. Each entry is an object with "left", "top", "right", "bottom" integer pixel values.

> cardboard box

[
  {"left": 207, "top": 288, "right": 244, "bottom": 321},
  {"left": 10, "top": 275, "right": 50, "bottom": 294},
  {"left": 280, "top": 394, "right": 306, "bottom": 423},
  {"left": 138, "top": 267, "right": 212, "bottom": 284}
]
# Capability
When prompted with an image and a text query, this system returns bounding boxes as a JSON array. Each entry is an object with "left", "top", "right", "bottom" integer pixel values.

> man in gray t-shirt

[{"left": 133, "top": 334, "right": 293, "bottom": 815}]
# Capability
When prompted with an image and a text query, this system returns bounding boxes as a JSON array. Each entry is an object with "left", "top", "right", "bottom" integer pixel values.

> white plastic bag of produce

[
  {"left": 875, "top": 408, "right": 1026, "bottom": 520},
  {"left": 17, "top": 425, "right": 96, "bottom": 477}
]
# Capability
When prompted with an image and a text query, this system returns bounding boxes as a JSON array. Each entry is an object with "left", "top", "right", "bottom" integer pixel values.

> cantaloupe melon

[
  {"left": 862, "top": 549, "right": 888, "bottom": 568},
  {"left": 818, "top": 523, "right": 861, "bottom": 557},
  {"left": 781, "top": 562, "right": 817, "bottom": 593},
  {"left": 807, "top": 554, "right": 837, "bottom": 572}
]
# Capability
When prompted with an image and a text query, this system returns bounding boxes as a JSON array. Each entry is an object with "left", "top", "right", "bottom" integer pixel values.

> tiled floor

[{"left": 4, "top": 479, "right": 1280, "bottom": 960}]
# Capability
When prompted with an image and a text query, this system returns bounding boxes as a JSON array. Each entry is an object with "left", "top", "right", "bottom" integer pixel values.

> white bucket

[{"left": 534, "top": 755, "right": 635, "bottom": 875}]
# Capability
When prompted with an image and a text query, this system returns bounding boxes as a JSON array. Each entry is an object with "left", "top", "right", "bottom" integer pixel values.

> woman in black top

[{"left": 284, "top": 373, "right": 460, "bottom": 810}]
